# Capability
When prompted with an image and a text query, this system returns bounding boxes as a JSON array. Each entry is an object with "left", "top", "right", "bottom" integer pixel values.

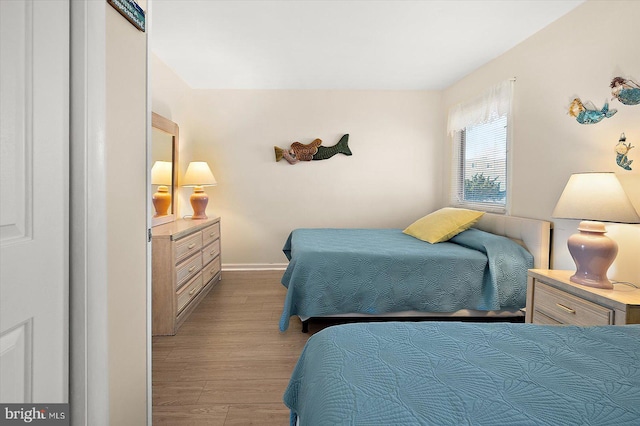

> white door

[{"left": 1, "top": 0, "right": 69, "bottom": 403}]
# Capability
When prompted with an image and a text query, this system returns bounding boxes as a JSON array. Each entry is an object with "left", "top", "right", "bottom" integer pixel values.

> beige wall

[
  {"left": 106, "top": 4, "right": 147, "bottom": 425},
  {"left": 442, "top": 0, "right": 640, "bottom": 282},
  {"left": 189, "top": 90, "right": 443, "bottom": 266},
  {"left": 152, "top": 58, "right": 444, "bottom": 266},
  {"left": 152, "top": 1, "right": 640, "bottom": 281}
]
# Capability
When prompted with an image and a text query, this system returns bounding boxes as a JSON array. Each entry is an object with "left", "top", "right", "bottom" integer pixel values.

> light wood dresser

[
  {"left": 152, "top": 217, "right": 221, "bottom": 335},
  {"left": 526, "top": 269, "right": 640, "bottom": 326}
]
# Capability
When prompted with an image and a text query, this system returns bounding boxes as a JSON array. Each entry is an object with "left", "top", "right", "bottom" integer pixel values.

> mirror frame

[{"left": 151, "top": 112, "right": 179, "bottom": 227}]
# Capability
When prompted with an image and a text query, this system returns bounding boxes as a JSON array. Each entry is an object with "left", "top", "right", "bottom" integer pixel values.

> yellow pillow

[{"left": 403, "top": 208, "right": 485, "bottom": 244}]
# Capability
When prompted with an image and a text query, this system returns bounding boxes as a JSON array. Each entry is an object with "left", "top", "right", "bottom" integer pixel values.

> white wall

[
  {"left": 442, "top": 0, "right": 640, "bottom": 282},
  {"left": 106, "top": 4, "right": 147, "bottom": 425}
]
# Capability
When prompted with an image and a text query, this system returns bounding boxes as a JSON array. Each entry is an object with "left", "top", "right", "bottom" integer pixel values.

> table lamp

[
  {"left": 552, "top": 172, "right": 640, "bottom": 289},
  {"left": 182, "top": 161, "right": 217, "bottom": 219},
  {"left": 151, "top": 161, "right": 173, "bottom": 217}
]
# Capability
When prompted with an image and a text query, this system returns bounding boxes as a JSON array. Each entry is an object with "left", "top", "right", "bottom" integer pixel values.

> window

[{"left": 447, "top": 80, "right": 512, "bottom": 213}]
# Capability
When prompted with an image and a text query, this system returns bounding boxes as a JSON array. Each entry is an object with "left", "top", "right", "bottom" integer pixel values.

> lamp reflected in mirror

[
  {"left": 151, "top": 112, "right": 179, "bottom": 227},
  {"left": 151, "top": 161, "right": 173, "bottom": 217}
]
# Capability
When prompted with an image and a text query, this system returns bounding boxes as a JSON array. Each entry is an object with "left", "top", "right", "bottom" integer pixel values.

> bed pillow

[{"left": 403, "top": 207, "right": 485, "bottom": 244}]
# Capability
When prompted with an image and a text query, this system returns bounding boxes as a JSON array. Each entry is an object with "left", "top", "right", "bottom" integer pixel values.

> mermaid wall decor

[
  {"left": 274, "top": 134, "right": 352, "bottom": 165},
  {"left": 568, "top": 98, "right": 617, "bottom": 124},
  {"left": 615, "top": 133, "right": 634, "bottom": 171},
  {"left": 611, "top": 77, "right": 640, "bottom": 106}
]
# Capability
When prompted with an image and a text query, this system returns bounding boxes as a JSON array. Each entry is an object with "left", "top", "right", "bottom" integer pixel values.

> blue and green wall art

[
  {"left": 611, "top": 77, "right": 640, "bottom": 106},
  {"left": 568, "top": 98, "right": 616, "bottom": 124},
  {"left": 568, "top": 75, "right": 639, "bottom": 125},
  {"left": 615, "top": 133, "right": 634, "bottom": 171}
]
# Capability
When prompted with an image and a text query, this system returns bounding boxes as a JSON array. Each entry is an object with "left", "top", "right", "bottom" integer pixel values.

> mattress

[
  {"left": 284, "top": 322, "right": 640, "bottom": 425},
  {"left": 279, "top": 228, "right": 533, "bottom": 331}
]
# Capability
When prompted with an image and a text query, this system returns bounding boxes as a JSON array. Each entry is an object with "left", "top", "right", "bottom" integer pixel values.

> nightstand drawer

[
  {"left": 534, "top": 282, "right": 613, "bottom": 325},
  {"left": 532, "top": 310, "right": 562, "bottom": 325}
]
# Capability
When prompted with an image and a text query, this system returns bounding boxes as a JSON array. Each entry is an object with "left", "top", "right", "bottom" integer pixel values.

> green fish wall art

[
  {"left": 568, "top": 98, "right": 617, "bottom": 124},
  {"left": 274, "top": 134, "right": 352, "bottom": 165},
  {"left": 611, "top": 77, "right": 640, "bottom": 106},
  {"left": 615, "top": 133, "right": 634, "bottom": 171}
]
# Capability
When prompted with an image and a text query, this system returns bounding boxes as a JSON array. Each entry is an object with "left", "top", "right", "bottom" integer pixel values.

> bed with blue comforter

[
  {"left": 279, "top": 228, "right": 533, "bottom": 331},
  {"left": 284, "top": 322, "right": 640, "bottom": 425}
]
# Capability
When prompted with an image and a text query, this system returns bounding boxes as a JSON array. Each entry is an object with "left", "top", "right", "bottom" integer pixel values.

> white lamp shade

[
  {"left": 182, "top": 161, "right": 217, "bottom": 187},
  {"left": 552, "top": 172, "right": 640, "bottom": 223},
  {"left": 151, "top": 161, "right": 173, "bottom": 186}
]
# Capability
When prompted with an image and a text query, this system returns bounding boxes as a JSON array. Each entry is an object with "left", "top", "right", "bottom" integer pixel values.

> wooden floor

[{"left": 152, "top": 270, "right": 328, "bottom": 425}]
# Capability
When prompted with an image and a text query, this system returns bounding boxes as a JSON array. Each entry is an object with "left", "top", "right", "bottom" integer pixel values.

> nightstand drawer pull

[
  {"left": 189, "top": 288, "right": 197, "bottom": 296},
  {"left": 188, "top": 243, "right": 196, "bottom": 249},
  {"left": 188, "top": 265, "right": 196, "bottom": 272},
  {"left": 556, "top": 303, "right": 575, "bottom": 314}
]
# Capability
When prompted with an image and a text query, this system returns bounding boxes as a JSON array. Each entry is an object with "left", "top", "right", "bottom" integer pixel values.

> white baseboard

[{"left": 222, "top": 263, "right": 288, "bottom": 271}]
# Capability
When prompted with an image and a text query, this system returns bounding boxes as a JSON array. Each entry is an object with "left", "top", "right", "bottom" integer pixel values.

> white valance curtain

[{"left": 447, "top": 79, "right": 513, "bottom": 135}]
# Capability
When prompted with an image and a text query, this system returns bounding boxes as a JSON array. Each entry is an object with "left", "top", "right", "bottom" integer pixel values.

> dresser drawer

[
  {"left": 202, "top": 240, "right": 221, "bottom": 266},
  {"left": 202, "top": 254, "right": 221, "bottom": 284},
  {"left": 174, "top": 232, "right": 202, "bottom": 264},
  {"left": 202, "top": 223, "right": 220, "bottom": 247},
  {"left": 176, "top": 253, "right": 202, "bottom": 289},
  {"left": 177, "top": 273, "right": 203, "bottom": 314},
  {"left": 534, "top": 282, "right": 613, "bottom": 325}
]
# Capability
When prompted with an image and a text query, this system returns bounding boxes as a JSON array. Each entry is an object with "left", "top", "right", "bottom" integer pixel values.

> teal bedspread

[
  {"left": 284, "top": 322, "right": 640, "bottom": 425},
  {"left": 279, "top": 228, "right": 533, "bottom": 331}
]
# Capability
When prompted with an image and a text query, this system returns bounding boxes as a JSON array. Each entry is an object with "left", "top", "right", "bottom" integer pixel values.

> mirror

[{"left": 151, "top": 112, "right": 179, "bottom": 227}]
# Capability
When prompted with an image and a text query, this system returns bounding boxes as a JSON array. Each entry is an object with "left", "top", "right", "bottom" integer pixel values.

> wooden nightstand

[{"left": 526, "top": 269, "right": 640, "bottom": 325}]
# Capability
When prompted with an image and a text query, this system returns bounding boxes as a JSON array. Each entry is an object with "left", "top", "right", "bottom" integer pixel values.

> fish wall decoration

[
  {"left": 615, "top": 133, "right": 634, "bottom": 171},
  {"left": 274, "top": 134, "right": 352, "bottom": 165},
  {"left": 611, "top": 77, "right": 640, "bottom": 106},
  {"left": 568, "top": 98, "right": 617, "bottom": 124}
]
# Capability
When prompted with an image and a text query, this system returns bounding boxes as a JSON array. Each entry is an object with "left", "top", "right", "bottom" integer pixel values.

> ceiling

[{"left": 151, "top": 0, "right": 584, "bottom": 90}]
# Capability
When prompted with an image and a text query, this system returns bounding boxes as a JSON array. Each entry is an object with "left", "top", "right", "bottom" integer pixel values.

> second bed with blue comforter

[
  {"left": 284, "top": 322, "right": 640, "bottom": 425},
  {"left": 279, "top": 228, "right": 533, "bottom": 331}
]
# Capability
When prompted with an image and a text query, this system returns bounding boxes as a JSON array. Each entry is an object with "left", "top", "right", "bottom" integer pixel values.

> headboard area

[{"left": 473, "top": 213, "right": 552, "bottom": 269}]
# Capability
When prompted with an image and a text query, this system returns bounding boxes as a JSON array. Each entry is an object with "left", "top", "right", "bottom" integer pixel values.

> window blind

[{"left": 448, "top": 79, "right": 512, "bottom": 213}]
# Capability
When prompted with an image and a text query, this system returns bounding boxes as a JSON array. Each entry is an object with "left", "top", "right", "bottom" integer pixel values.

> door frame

[{"left": 69, "top": 1, "right": 110, "bottom": 424}]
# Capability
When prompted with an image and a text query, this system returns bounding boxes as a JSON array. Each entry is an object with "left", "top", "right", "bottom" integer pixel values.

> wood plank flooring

[{"left": 152, "top": 270, "right": 328, "bottom": 425}]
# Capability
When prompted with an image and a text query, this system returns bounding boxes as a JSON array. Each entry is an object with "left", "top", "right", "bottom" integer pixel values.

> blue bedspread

[
  {"left": 279, "top": 228, "right": 533, "bottom": 331},
  {"left": 284, "top": 322, "right": 640, "bottom": 425}
]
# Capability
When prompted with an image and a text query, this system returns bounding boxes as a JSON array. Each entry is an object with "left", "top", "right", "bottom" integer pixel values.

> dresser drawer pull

[
  {"left": 210, "top": 249, "right": 216, "bottom": 255},
  {"left": 556, "top": 303, "right": 576, "bottom": 314},
  {"left": 188, "top": 243, "right": 196, "bottom": 249},
  {"left": 189, "top": 288, "right": 197, "bottom": 296},
  {"left": 188, "top": 265, "right": 196, "bottom": 272},
  {"left": 210, "top": 269, "right": 215, "bottom": 275},
  {"left": 210, "top": 232, "right": 215, "bottom": 237}
]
